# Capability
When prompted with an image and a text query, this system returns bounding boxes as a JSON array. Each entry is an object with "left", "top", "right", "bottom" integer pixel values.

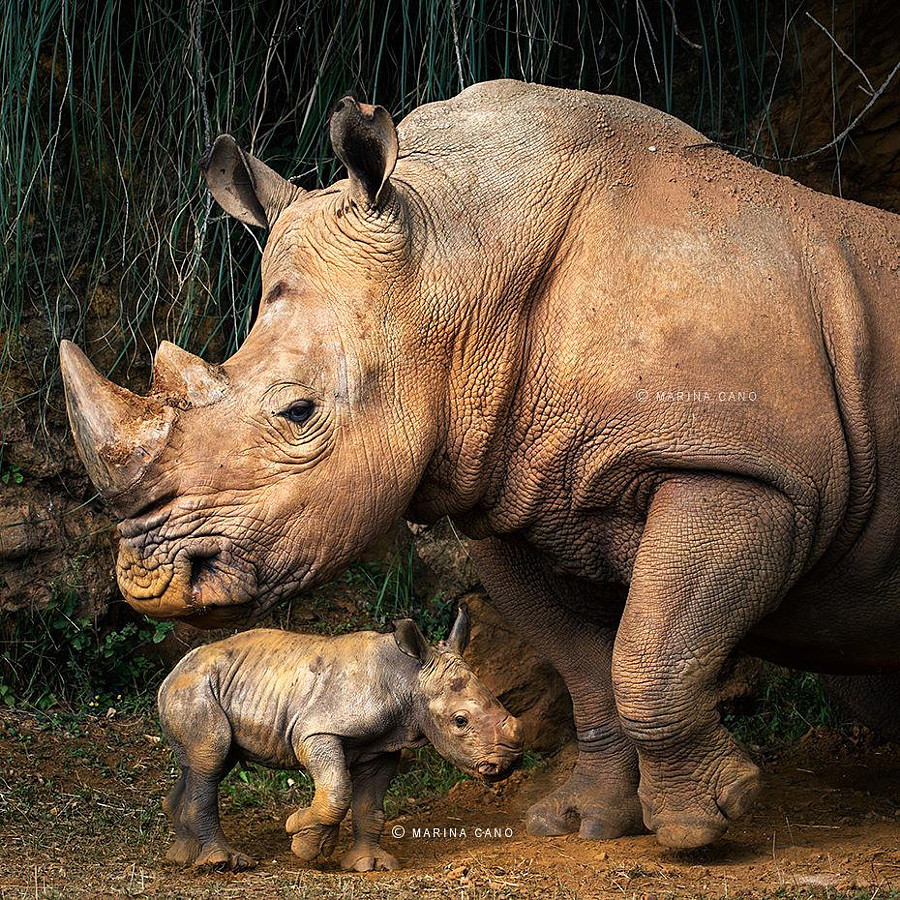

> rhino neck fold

[{"left": 398, "top": 143, "right": 589, "bottom": 534}]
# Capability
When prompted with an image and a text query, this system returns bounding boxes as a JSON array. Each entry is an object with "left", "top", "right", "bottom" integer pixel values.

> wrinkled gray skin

[
  {"left": 157, "top": 607, "right": 523, "bottom": 871},
  {"left": 61, "top": 80, "right": 900, "bottom": 851}
]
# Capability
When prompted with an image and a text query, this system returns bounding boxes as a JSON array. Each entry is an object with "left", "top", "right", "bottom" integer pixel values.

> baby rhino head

[{"left": 395, "top": 605, "right": 524, "bottom": 782}]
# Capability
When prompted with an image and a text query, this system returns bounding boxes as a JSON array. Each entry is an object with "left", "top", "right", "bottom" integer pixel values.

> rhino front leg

[
  {"left": 340, "top": 752, "right": 401, "bottom": 872},
  {"left": 470, "top": 537, "right": 645, "bottom": 840},
  {"left": 286, "top": 734, "right": 351, "bottom": 862},
  {"left": 613, "top": 477, "right": 800, "bottom": 849}
]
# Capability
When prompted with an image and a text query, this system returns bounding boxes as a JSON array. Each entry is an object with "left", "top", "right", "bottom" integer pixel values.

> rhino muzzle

[
  {"left": 474, "top": 715, "right": 524, "bottom": 782},
  {"left": 115, "top": 528, "right": 264, "bottom": 624},
  {"left": 477, "top": 756, "right": 522, "bottom": 783}
]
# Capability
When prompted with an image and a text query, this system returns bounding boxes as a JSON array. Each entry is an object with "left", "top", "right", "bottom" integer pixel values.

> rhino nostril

[{"left": 188, "top": 552, "right": 220, "bottom": 599}]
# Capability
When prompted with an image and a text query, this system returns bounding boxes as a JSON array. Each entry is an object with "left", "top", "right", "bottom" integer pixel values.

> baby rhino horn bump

[
  {"left": 151, "top": 341, "right": 228, "bottom": 408},
  {"left": 59, "top": 340, "right": 175, "bottom": 498},
  {"left": 444, "top": 603, "right": 471, "bottom": 654}
]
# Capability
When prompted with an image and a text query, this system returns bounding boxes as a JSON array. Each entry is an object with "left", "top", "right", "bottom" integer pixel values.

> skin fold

[
  {"left": 61, "top": 80, "right": 900, "bottom": 850},
  {"left": 157, "top": 606, "right": 523, "bottom": 871}
]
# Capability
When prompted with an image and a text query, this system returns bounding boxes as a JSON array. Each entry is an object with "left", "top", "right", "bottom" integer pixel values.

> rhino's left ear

[
  {"left": 201, "top": 134, "right": 300, "bottom": 229},
  {"left": 441, "top": 603, "right": 471, "bottom": 655},
  {"left": 393, "top": 618, "right": 433, "bottom": 664},
  {"left": 330, "top": 96, "right": 398, "bottom": 209}
]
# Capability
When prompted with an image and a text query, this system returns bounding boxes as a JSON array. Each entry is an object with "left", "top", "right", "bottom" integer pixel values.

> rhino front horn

[{"left": 59, "top": 340, "right": 175, "bottom": 499}]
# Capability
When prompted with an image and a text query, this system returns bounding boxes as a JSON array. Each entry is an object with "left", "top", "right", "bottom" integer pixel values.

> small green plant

[
  {"left": 355, "top": 546, "right": 455, "bottom": 639},
  {"left": 296, "top": 545, "right": 456, "bottom": 642},
  {"left": 0, "top": 680, "right": 15, "bottom": 708},
  {"left": 723, "top": 663, "right": 836, "bottom": 749},
  {"left": 0, "top": 463, "right": 24, "bottom": 485},
  {"left": 0, "top": 586, "right": 174, "bottom": 711},
  {"left": 385, "top": 746, "right": 467, "bottom": 818},
  {"left": 220, "top": 763, "right": 314, "bottom": 812}
]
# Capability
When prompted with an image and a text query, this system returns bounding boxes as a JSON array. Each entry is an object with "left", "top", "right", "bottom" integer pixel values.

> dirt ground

[{"left": 0, "top": 710, "right": 898, "bottom": 900}]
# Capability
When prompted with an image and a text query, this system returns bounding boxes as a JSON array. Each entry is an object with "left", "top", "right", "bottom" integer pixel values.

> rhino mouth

[
  {"left": 115, "top": 525, "right": 267, "bottom": 625},
  {"left": 477, "top": 754, "right": 523, "bottom": 783}
]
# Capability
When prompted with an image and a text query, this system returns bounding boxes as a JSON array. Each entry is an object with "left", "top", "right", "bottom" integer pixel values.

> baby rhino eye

[
  {"left": 454, "top": 714, "right": 468, "bottom": 729},
  {"left": 278, "top": 400, "right": 315, "bottom": 425}
]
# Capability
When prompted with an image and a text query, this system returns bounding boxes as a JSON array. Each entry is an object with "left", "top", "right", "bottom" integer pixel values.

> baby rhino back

[{"left": 158, "top": 628, "right": 403, "bottom": 769}]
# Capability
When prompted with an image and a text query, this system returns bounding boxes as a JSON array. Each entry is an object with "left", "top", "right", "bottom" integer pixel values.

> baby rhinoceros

[{"left": 157, "top": 605, "right": 523, "bottom": 872}]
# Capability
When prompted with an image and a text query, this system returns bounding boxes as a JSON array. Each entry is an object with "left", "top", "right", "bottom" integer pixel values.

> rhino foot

[
  {"left": 192, "top": 843, "right": 257, "bottom": 871},
  {"left": 638, "top": 739, "right": 760, "bottom": 850},
  {"left": 341, "top": 845, "right": 400, "bottom": 872},
  {"left": 165, "top": 837, "right": 201, "bottom": 866},
  {"left": 290, "top": 823, "right": 340, "bottom": 862},
  {"left": 526, "top": 770, "right": 646, "bottom": 840}
]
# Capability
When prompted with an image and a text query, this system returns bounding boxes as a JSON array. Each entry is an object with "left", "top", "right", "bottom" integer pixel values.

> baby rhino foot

[
  {"left": 290, "top": 824, "right": 340, "bottom": 862},
  {"left": 341, "top": 845, "right": 400, "bottom": 872},
  {"left": 639, "top": 740, "right": 760, "bottom": 850},
  {"left": 165, "top": 837, "right": 201, "bottom": 866},
  {"left": 527, "top": 769, "right": 646, "bottom": 840},
  {"left": 193, "top": 844, "right": 257, "bottom": 871}
]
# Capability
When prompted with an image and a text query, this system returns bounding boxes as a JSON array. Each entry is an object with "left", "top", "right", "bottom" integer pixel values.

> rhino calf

[{"left": 157, "top": 605, "right": 522, "bottom": 871}]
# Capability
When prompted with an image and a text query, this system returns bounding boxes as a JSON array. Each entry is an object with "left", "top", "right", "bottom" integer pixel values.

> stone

[{"left": 461, "top": 590, "right": 573, "bottom": 754}]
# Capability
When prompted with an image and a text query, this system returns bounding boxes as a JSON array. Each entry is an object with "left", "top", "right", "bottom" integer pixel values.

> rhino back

[{"left": 160, "top": 629, "right": 407, "bottom": 767}]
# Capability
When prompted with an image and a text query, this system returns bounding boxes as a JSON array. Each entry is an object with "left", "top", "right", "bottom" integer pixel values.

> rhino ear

[
  {"left": 201, "top": 134, "right": 299, "bottom": 229},
  {"left": 330, "top": 96, "right": 398, "bottom": 209},
  {"left": 393, "top": 619, "right": 433, "bottom": 663}
]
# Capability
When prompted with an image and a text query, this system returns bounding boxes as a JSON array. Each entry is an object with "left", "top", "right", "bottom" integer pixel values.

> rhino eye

[
  {"left": 454, "top": 714, "right": 468, "bottom": 729},
  {"left": 278, "top": 400, "right": 315, "bottom": 425}
]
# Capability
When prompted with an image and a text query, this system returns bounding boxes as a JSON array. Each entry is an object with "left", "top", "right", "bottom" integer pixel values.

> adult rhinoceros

[{"left": 60, "top": 80, "right": 900, "bottom": 850}]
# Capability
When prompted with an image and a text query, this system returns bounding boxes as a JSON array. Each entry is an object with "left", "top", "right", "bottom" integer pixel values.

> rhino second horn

[
  {"left": 151, "top": 341, "right": 228, "bottom": 408},
  {"left": 59, "top": 340, "right": 175, "bottom": 499}
]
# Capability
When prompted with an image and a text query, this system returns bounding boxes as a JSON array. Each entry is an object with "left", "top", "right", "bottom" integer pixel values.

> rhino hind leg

[
  {"left": 613, "top": 478, "right": 799, "bottom": 849},
  {"left": 822, "top": 672, "right": 900, "bottom": 741},
  {"left": 161, "top": 697, "right": 255, "bottom": 870},
  {"left": 341, "top": 752, "right": 401, "bottom": 871},
  {"left": 470, "top": 538, "right": 646, "bottom": 841}
]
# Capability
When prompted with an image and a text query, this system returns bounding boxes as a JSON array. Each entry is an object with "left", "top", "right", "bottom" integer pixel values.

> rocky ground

[{"left": 0, "top": 708, "right": 898, "bottom": 900}]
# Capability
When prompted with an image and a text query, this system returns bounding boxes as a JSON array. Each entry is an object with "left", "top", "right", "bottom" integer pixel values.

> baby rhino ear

[
  {"left": 330, "top": 96, "right": 398, "bottom": 209},
  {"left": 393, "top": 619, "right": 433, "bottom": 663}
]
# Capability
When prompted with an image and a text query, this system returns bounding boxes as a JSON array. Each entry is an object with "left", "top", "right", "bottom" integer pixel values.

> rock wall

[{"left": 764, "top": 0, "right": 900, "bottom": 213}]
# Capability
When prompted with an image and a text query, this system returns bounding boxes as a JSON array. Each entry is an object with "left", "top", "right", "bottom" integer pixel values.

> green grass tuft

[{"left": 1, "top": 1, "right": 830, "bottom": 412}]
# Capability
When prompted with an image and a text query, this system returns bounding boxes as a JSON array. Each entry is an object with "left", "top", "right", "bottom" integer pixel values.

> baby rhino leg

[
  {"left": 286, "top": 735, "right": 351, "bottom": 862},
  {"left": 161, "top": 693, "right": 254, "bottom": 870},
  {"left": 341, "top": 752, "right": 401, "bottom": 872}
]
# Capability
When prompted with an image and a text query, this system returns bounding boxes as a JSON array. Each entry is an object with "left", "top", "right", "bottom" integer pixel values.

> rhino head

[
  {"left": 60, "top": 98, "right": 469, "bottom": 626},
  {"left": 396, "top": 605, "right": 524, "bottom": 781}
]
